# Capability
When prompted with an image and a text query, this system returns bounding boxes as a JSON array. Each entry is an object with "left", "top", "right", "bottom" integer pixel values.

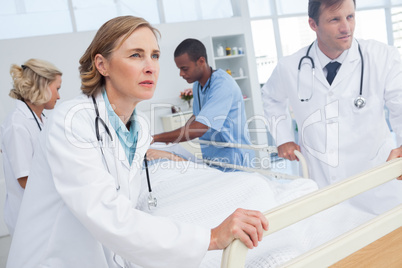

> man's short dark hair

[
  {"left": 174, "top": 38, "right": 208, "bottom": 64},
  {"left": 308, "top": 0, "right": 356, "bottom": 25}
]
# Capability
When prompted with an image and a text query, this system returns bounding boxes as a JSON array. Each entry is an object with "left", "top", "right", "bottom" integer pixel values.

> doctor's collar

[
  {"left": 199, "top": 67, "right": 214, "bottom": 92},
  {"left": 314, "top": 41, "right": 349, "bottom": 69}
]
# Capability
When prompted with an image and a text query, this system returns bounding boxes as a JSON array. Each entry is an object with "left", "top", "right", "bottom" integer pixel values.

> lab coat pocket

[
  {"left": 346, "top": 96, "right": 389, "bottom": 160},
  {"left": 348, "top": 95, "right": 382, "bottom": 123},
  {"left": 350, "top": 96, "right": 383, "bottom": 116},
  {"left": 369, "top": 137, "right": 394, "bottom": 162}
]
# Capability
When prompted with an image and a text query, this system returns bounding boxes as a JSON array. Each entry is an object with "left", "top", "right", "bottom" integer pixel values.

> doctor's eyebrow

[
  {"left": 128, "top": 48, "right": 160, "bottom": 54},
  {"left": 328, "top": 12, "right": 355, "bottom": 22}
]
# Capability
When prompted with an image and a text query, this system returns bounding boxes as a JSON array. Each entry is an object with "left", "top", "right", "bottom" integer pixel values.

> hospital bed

[
  {"left": 144, "top": 142, "right": 402, "bottom": 267},
  {"left": 191, "top": 141, "right": 402, "bottom": 267},
  {"left": 219, "top": 157, "right": 402, "bottom": 267}
]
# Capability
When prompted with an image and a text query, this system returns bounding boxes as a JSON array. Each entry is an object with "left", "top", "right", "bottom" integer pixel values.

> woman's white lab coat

[
  {"left": 7, "top": 93, "right": 210, "bottom": 268},
  {"left": 262, "top": 39, "right": 402, "bottom": 214},
  {"left": 1, "top": 100, "right": 45, "bottom": 236}
]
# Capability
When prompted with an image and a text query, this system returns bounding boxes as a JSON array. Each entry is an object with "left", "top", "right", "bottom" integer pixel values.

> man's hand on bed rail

[
  {"left": 208, "top": 208, "right": 268, "bottom": 251},
  {"left": 278, "top": 142, "right": 301, "bottom": 161},
  {"left": 146, "top": 149, "right": 187, "bottom": 162},
  {"left": 387, "top": 146, "right": 402, "bottom": 180}
]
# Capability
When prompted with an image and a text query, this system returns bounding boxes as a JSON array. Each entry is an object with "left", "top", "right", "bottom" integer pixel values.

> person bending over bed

[{"left": 152, "top": 38, "right": 255, "bottom": 170}]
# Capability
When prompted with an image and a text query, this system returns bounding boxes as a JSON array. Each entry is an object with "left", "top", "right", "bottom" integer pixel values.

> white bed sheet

[{"left": 137, "top": 160, "right": 376, "bottom": 267}]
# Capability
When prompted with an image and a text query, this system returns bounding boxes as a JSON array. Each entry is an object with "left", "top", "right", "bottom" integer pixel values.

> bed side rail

[
  {"left": 192, "top": 140, "right": 309, "bottom": 178},
  {"left": 280, "top": 204, "right": 402, "bottom": 267},
  {"left": 192, "top": 139, "right": 279, "bottom": 154},
  {"left": 220, "top": 158, "right": 402, "bottom": 268},
  {"left": 202, "top": 159, "right": 302, "bottom": 179}
]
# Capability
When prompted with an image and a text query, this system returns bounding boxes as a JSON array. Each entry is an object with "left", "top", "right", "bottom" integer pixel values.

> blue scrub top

[{"left": 192, "top": 69, "right": 254, "bottom": 168}]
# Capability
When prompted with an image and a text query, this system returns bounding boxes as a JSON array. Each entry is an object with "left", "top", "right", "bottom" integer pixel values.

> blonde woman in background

[{"left": 0, "top": 58, "right": 62, "bottom": 235}]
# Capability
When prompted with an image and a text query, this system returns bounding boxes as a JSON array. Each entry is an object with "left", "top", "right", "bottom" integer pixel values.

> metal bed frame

[{"left": 193, "top": 140, "right": 309, "bottom": 179}]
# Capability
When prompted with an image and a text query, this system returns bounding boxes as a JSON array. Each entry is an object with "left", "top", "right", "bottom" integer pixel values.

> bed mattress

[{"left": 137, "top": 161, "right": 376, "bottom": 267}]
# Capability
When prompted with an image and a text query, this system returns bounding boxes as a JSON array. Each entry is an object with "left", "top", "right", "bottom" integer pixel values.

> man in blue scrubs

[{"left": 153, "top": 38, "right": 254, "bottom": 169}]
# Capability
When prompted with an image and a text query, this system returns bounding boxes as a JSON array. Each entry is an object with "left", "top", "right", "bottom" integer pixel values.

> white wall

[
  {"left": 0, "top": 16, "right": 266, "bottom": 235},
  {"left": 0, "top": 16, "right": 265, "bottom": 130}
]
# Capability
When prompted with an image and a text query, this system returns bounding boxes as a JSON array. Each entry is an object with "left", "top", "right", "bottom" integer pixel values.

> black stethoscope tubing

[
  {"left": 298, "top": 43, "right": 315, "bottom": 70},
  {"left": 357, "top": 44, "right": 364, "bottom": 96},
  {"left": 23, "top": 100, "right": 45, "bottom": 131},
  {"left": 197, "top": 67, "right": 214, "bottom": 110},
  {"left": 92, "top": 95, "right": 113, "bottom": 142},
  {"left": 143, "top": 154, "right": 152, "bottom": 193},
  {"left": 298, "top": 40, "right": 364, "bottom": 108},
  {"left": 91, "top": 96, "right": 155, "bottom": 208}
]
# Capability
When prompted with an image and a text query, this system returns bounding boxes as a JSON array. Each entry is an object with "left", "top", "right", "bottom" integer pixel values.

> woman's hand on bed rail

[
  {"left": 387, "top": 146, "right": 402, "bottom": 180},
  {"left": 278, "top": 142, "right": 301, "bottom": 161},
  {"left": 208, "top": 208, "right": 268, "bottom": 251}
]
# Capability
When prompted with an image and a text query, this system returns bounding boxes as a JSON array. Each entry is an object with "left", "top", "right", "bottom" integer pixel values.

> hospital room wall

[{"left": 0, "top": 16, "right": 266, "bottom": 236}]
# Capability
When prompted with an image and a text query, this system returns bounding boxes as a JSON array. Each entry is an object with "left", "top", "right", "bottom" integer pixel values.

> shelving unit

[
  {"left": 209, "top": 34, "right": 251, "bottom": 102},
  {"left": 205, "top": 34, "right": 259, "bottom": 143}
]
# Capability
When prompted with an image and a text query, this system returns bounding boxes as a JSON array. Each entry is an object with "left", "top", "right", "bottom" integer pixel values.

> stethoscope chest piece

[
  {"left": 144, "top": 154, "right": 157, "bottom": 209},
  {"left": 148, "top": 193, "right": 157, "bottom": 210},
  {"left": 354, "top": 96, "right": 366, "bottom": 109}
]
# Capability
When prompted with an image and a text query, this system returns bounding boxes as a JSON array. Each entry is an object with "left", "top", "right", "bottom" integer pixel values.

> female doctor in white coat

[
  {"left": 7, "top": 16, "right": 268, "bottom": 268},
  {"left": 261, "top": 0, "right": 402, "bottom": 215},
  {"left": 1, "top": 59, "right": 62, "bottom": 236}
]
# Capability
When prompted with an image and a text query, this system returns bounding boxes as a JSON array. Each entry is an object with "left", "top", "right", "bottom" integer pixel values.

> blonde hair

[
  {"left": 9, "top": 59, "right": 62, "bottom": 105},
  {"left": 79, "top": 16, "right": 160, "bottom": 96}
]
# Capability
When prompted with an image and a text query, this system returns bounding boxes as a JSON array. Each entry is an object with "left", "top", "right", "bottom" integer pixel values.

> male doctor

[
  {"left": 153, "top": 38, "right": 254, "bottom": 168},
  {"left": 262, "top": 0, "right": 402, "bottom": 214}
]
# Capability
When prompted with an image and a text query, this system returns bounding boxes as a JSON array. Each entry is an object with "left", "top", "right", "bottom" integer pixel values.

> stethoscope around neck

[
  {"left": 23, "top": 100, "right": 45, "bottom": 131},
  {"left": 91, "top": 96, "right": 157, "bottom": 210},
  {"left": 197, "top": 67, "right": 214, "bottom": 109},
  {"left": 297, "top": 40, "right": 366, "bottom": 109}
]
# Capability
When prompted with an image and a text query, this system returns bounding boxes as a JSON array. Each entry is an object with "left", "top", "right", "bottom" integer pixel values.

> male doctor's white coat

[
  {"left": 262, "top": 39, "right": 402, "bottom": 215},
  {"left": 7, "top": 93, "right": 210, "bottom": 268}
]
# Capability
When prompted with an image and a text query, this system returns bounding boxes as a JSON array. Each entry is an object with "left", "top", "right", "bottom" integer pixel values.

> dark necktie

[{"left": 325, "top": 61, "right": 341, "bottom": 85}]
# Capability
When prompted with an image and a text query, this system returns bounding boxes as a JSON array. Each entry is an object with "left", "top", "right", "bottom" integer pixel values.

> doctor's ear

[
  {"left": 197, "top": 56, "right": 206, "bottom": 65},
  {"left": 94, "top": 54, "right": 108, "bottom": 77},
  {"left": 308, "top": 17, "right": 318, "bottom": 32}
]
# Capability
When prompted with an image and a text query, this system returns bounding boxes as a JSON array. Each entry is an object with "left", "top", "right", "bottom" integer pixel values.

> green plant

[{"left": 180, "top": 90, "right": 193, "bottom": 101}]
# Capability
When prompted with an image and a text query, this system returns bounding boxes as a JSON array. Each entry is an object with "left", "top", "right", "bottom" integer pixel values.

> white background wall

[{"left": 0, "top": 16, "right": 265, "bottom": 235}]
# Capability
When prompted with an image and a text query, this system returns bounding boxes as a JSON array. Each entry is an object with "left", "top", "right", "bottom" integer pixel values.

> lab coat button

[{"left": 328, "top": 91, "right": 334, "bottom": 97}]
